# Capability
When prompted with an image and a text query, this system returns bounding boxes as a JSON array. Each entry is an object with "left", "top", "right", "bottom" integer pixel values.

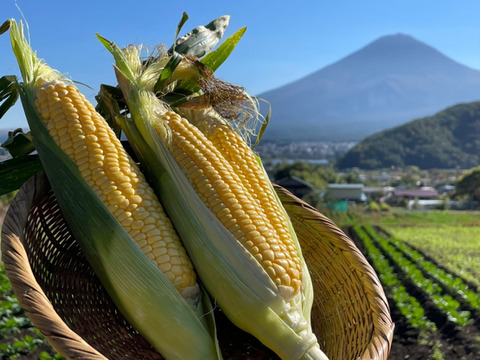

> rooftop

[
  {"left": 393, "top": 189, "right": 438, "bottom": 198},
  {"left": 327, "top": 183, "right": 364, "bottom": 189}
]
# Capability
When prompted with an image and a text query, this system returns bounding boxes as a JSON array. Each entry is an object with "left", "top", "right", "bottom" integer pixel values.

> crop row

[
  {"left": 385, "top": 226, "right": 480, "bottom": 289},
  {"left": 352, "top": 225, "right": 435, "bottom": 332},
  {"left": 361, "top": 225, "right": 472, "bottom": 326},
  {"left": 369, "top": 226, "right": 480, "bottom": 312}
]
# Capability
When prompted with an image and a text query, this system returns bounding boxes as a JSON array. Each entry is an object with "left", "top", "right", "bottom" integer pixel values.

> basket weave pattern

[
  {"left": 276, "top": 187, "right": 393, "bottom": 359},
  {"left": 2, "top": 174, "right": 161, "bottom": 359},
  {"left": 1, "top": 173, "right": 394, "bottom": 359}
]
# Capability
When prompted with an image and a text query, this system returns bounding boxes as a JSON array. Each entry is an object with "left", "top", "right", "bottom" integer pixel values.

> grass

[
  {"left": 323, "top": 205, "right": 480, "bottom": 230},
  {"left": 377, "top": 210, "right": 480, "bottom": 228}
]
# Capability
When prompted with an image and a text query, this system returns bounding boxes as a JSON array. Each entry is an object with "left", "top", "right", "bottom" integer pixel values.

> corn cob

[
  {"left": 33, "top": 79, "right": 197, "bottom": 297},
  {"left": 9, "top": 20, "right": 220, "bottom": 360},
  {"left": 102, "top": 38, "right": 327, "bottom": 360},
  {"left": 158, "top": 111, "right": 302, "bottom": 298},
  {"left": 188, "top": 111, "right": 304, "bottom": 274}
]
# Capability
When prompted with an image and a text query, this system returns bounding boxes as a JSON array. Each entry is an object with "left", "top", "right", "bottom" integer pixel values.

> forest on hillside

[{"left": 336, "top": 102, "right": 480, "bottom": 170}]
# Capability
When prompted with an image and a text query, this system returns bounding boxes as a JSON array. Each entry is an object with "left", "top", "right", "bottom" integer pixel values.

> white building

[{"left": 326, "top": 184, "right": 366, "bottom": 202}]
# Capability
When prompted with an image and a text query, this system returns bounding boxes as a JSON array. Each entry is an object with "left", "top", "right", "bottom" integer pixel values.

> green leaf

[
  {"left": 154, "top": 51, "right": 183, "bottom": 94},
  {"left": 0, "top": 155, "right": 43, "bottom": 195},
  {"left": 95, "top": 34, "right": 136, "bottom": 83},
  {"left": 22, "top": 335, "right": 34, "bottom": 345},
  {"left": 201, "top": 27, "right": 246, "bottom": 72},
  {"left": 172, "top": 12, "right": 189, "bottom": 53},
  {"left": 172, "top": 15, "right": 230, "bottom": 58},
  {"left": 13, "top": 340, "right": 26, "bottom": 350},
  {"left": 95, "top": 84, "right": 124, "bottom": 137},
  {"left": 1, "top": 128, "right": 35, "bottom": 158},
  {"left": 0, "top": 75, "right": 19, "bottom": 119},
  {"left": 39, "top": 352, "right": 53, "bottom": 360},
  {"left": 96, "top": 33, "right": 114, "bottom": 53}
]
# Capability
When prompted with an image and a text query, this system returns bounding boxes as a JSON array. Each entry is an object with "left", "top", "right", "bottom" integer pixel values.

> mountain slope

[
  {"left": 259, "top": 34, "right": 480, "bottom": 141},
  {"left": 336, "top": 101, "right": 480, "bottom": 169}
]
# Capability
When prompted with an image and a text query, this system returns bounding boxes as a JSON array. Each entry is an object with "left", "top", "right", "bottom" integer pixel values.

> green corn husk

[
  {"left": 8, "top": 19, "right": 221, "bottom": 360},
  {"left": 99, "top": 35, "right": 329, "bottom": 360}
]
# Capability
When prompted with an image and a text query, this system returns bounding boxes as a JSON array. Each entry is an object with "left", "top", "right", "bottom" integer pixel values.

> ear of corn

[
  {"left": 9, "top": 20, "right": 221, "bottom": 360},
  {"left": 160, "top": 111, "right": 304, "bottom": 298},
  {"left": 101, "top": 36, "right": 327, "bottom": 360},
  {"left": 34, "top": 78, "right": 198, "bottom": 298},
  {"left": 177, "top": 107, "right": 316, "bottom": 322}
]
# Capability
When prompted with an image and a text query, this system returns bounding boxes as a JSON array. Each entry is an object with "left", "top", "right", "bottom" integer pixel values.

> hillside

[
  {"left": 336, "top": 102, "right": 480, "bottom": 169},
  {"left": 258, "top": 34, "right": 480, "bottom": 141}
]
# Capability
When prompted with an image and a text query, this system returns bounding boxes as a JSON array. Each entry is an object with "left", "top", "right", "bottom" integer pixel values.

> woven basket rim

[{"left": 274, "top": 185, "right": 394, "bottom": 359}]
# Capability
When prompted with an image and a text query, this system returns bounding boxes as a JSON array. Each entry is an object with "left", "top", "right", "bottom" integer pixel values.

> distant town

[{"left": 256, "top": 140, "right": 357, "bottom": 162}]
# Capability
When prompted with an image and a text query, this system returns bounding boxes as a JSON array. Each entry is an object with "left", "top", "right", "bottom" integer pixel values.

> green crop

[
  {"left": 384, "top": 232, "right": 480, "bottom": 311},
  {"left": 353, "top": 225, "right": 436, "bottom": 333},
  {"left": 385, "top": 226, "right": 480, "bottom": 289},
  {"left": 364, "top": 226, "right": 472, "bottom": 326},
  {"left": 0, "top": 265, "right": 62, "bottom": 359}
]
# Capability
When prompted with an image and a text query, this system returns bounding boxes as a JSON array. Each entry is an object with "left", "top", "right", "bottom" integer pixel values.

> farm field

[
  {"left": 344, "top": 210, "right": 480, "bottom": 360},
  {"left": 374, "top": 211, "right": 480, "bottom": 289},
  {"left": 382, "top": 223, "right": 480, "bottom": 289}
]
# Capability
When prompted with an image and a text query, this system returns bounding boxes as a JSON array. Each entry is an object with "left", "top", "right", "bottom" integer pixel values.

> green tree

[
  {"left": 272, "top": 162, "right": 340, "bottom": 189},
  {"left": 342, "top": 171, "right": 361, "bottom": 184},
  {"left": 455, "top": 166, "right": 480, "bottom": 200}
]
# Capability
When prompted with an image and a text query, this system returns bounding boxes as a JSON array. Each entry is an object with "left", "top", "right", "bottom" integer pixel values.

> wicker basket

[{"left": 1, "top": 173, "right": 394, "bottom": 359}]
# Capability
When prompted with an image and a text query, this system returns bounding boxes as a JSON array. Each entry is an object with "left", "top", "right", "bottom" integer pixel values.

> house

[
  {"left": 326, "top": 184, "right": 366, "bottom": 202},
  {"left": 392, "top": 189, "right": 439, "bottom": 199},
  {"left": 275, "top": 176, "right": 314, "bottom": 199},
  {"left": 407, "top": 199, "right": 479, "bottom": 210},
  {"left": 384, "top": 188, "right": 439, "bottom": 207}
]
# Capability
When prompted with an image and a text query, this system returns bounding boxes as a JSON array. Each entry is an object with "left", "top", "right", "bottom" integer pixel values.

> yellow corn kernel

[
  {"left": 34, "top": 81, "right": 197, "bottom": 296},
  {"left": 158, "top": 111, "right": 302, "bottom": 298}
]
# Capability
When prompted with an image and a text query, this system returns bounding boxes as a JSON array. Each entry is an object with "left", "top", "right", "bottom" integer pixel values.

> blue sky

[{"left": 1, "top": 0, "right": 479, "bottom": 130}]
